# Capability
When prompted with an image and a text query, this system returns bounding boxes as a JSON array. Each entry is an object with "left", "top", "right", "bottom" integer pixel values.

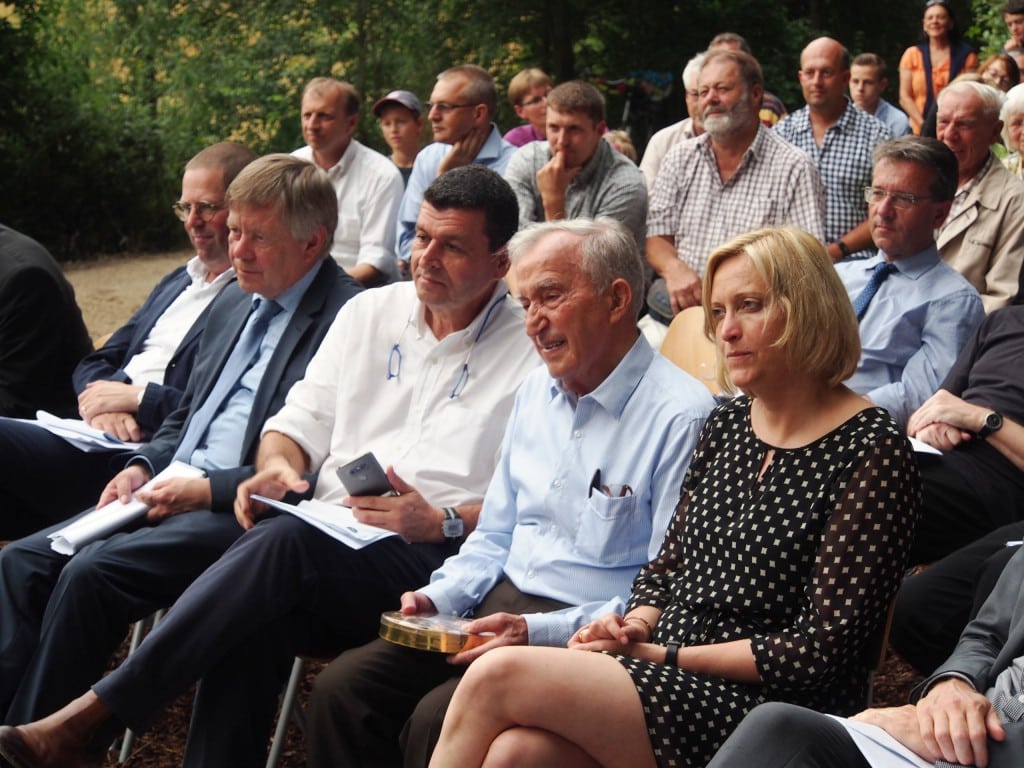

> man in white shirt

[{"left": 292, "top": 77, "right": 404, "bottom": 286}]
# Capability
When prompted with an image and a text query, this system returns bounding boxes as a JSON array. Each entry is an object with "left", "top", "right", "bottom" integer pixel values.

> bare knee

[{"left": 481, "top": 729, "right": 529, "bottom": 768}]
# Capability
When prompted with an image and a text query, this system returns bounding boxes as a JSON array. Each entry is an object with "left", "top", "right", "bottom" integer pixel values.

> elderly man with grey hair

[
  {"left": 303, "top": 217, "right": 717, "bottom": 768},
  {"left": 936, "top": 79, "right": 1024, "bottom": 310},
  {"left": 639, "top": 52, "right": 707, "bottom": 190}
]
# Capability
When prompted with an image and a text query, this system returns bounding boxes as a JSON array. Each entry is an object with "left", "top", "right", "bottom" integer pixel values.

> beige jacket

[{"left": 938, "top": 154, "right": 1024, "bottom": 312}]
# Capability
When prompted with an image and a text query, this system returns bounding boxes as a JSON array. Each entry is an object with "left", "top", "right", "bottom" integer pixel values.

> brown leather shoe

[
  {"left": 0, "top": 725, "right": 36, "bottom": 768},
  {"left": 0, "top": 691, "right": 120, "bottom": 768}
]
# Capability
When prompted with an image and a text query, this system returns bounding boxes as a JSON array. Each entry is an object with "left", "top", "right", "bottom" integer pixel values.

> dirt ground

[
  {"left": 63, "top": 250, "right": 191, "bottom": 341},
  {"left": 58, "top": 252, "right": 924, "bottom": 766}
]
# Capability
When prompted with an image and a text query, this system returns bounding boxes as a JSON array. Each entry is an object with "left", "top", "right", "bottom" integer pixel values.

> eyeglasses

[
  {"left": 172, "top": 201, "right": 224, "bottom": 222},
  {"left": 519, "top": 92, "right": 549, "bottom": 108},
  {"left": 386, "top": 295, "right": 504, "bottom": 399},
  {"left": 426, "top": 102, "right": 479, "bottom": 114},
  {"left": 863, "top": 187, "right": 933, "bottom": 210}
]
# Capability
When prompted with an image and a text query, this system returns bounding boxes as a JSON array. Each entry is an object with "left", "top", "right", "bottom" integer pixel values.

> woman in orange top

[{"left": 899, "top": 0, "right": 978, "bottom": 134}]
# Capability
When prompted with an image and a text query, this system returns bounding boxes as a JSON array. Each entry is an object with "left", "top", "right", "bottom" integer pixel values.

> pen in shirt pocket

[{"left": 588, "top": 468, "right": 633, "bottom": 498}]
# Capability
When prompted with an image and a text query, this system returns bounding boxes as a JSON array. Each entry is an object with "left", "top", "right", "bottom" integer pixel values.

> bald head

[{"left": 798, "top": 37, "right": 851, "bottom": 118}]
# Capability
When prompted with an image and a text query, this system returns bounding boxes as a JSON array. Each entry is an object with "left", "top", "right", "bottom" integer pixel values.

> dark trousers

[
  {"left": 91, "top": 513, "right": 456, "bottom": 768},
  {"left": 0, "top": 418, "right": 127, "bottom": 540},
  {"left": 706, "top": 702, "right": 873, "bottom": 768},
  {"left": 892, "top": 522, "right": 1024, "bottom": 675},
  {"left": 0, "top": 507, "right": 242, "bottom": 725},
  {"left": 910, "top": 455, "right": 1005, "bottom": 566},
  {"left": 305, "top": 579, "right": 570, "bottom": 768}
]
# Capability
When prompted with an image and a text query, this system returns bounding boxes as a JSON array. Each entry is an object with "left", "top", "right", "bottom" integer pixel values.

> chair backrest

[{"left": 659, "top": 306, "right": 720, "bottom": 396}]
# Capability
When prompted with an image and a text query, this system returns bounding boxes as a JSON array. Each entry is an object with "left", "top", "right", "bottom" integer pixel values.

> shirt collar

[
  {"left": 411, "top": 279, "right": 512, "bottom": 341},
  {"left": 254, "top": 259, "right": 322, "bottom": 316},
  {"left": 569, "top": 138, "right": 613, "bottom": 187},
  {"left": 549, "top": 334, "right": 654, "bottom": 419},
  {"left": 873, "top": 243, "right": 941, "bottom": 279},
  {"left": 186, "top": 256, "right": 235, "bottom": 290}
]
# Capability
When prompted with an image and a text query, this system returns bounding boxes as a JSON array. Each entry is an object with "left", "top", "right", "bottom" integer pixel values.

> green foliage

[{"left": 0, "top": 0, "right": 1015, "bottom": 260}]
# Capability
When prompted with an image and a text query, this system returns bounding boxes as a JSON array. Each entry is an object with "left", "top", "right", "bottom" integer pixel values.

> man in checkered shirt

[
  {"left": 775, "top": 37, "right": 892, "bottom": 262},
  {"left": 645, "top": 48, "right": 825, "bottom": 325}
]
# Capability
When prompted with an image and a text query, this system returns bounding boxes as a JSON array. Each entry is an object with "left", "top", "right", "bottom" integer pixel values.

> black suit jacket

[
  {"left": 71, "top": 265, "right": 226, "bottom": 434},
  {"left": 0, "top": 226, "right": 92, "bottom": 418},
  {"left": 133, "top": 258, "right": 361, "bottom": 511}
]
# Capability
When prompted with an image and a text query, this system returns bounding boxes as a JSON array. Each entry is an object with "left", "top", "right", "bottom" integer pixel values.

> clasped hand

[{"left": 568, "top": 613, "right": 651, "bottom": 655}]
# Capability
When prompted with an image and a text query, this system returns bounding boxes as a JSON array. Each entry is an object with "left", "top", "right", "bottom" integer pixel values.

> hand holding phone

[{"left": 336, "top": 452, "right": 396, "bottom": 497}]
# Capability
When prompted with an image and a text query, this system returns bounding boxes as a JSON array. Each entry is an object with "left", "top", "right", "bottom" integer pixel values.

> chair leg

[
  {"left": 265, "top": 656, "right": 306, "bottom": 768},
  {"left": 117, "top": 609, "right": 165, "bottom": 763}
]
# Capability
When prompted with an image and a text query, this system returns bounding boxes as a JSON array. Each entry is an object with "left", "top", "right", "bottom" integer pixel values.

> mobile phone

[{"left": 336, "top": 452, "right": 395, "bottom": 497}]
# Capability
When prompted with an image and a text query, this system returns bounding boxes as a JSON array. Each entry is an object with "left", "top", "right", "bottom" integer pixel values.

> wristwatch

[
  {"left": 836, "top": 240, "right": 852, "bottom": 259},
  {"left": 442, "top": 507, "right": 464, "bottom": 540},
  {"left": 978, "top": 411, "right": 1004, "bottom": 439}
]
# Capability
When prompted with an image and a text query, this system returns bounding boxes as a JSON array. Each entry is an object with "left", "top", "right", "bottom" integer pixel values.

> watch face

[
  {"left": 442, "top": 518, "right": 464, "bottom": 538},
  {"left": 987, "top": 412, "right": 1003, "bottom": 430}
]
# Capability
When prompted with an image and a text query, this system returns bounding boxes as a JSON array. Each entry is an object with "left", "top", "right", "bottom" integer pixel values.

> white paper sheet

[
  {"left": 33, "top": 410, "right": 143, "bottom": 452},
  {"left": 830, "top": 715, "right": 934, "bottom": 767},
  {"left": 48, "top": 461, "right": 206, "bottom": 555},
  {"left": 251, "top": 495, "right": 399, "bottom": 550}
]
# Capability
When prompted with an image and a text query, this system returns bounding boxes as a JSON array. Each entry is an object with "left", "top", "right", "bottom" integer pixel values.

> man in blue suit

[
  {"left": 0, "top": 154, "right": 362, "bottom": 734},
  {"left": 0, "top": 142, "right": 257, "bottom": 539}
]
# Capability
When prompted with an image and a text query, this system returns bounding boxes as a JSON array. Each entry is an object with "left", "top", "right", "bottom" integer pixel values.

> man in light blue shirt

[
  {"left": 310, "top": 218, "right": 716, "bottom": 768},
  {"left": 838, "top": 136, "right": 983, "bottom": 428},
  {"left": 396, "top": 65, "right": 517, "bottom": 269}
]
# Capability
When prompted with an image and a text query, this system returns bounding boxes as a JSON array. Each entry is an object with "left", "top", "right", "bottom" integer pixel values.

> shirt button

[
  {"left": 527, "top": 570, "right": 535, "bottom": 579},
  {"left": 1018, "top": 694, "right": 1024, "bottom": 704},
  {"left": 553, "top": 479, "right": 562, "bottom": 488},
  {"left": 574, "top": 430, "right": 582, "bottom": 438}
]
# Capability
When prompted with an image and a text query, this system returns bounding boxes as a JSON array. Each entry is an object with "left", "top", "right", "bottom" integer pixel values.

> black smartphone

[{"left": 335, "top": 452, "right": 395, "bottom": 496}]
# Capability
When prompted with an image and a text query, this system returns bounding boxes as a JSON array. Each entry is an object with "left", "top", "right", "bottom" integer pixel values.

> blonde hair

[
  {"left": 702, "top": 227, "right": 861, "bottom": 394},
  {"left": 508, "top": 67, "right": 552, "bottom": 106}
]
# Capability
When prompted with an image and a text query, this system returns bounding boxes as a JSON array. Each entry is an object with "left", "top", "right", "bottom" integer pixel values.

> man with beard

[{"left": 645, "top": 49, "right": 825, "bottom": 323}]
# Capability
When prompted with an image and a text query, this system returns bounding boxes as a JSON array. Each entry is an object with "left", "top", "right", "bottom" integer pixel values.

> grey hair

[
  {"left": 508, "top": 218, "right": 645, "bottom": 318},
  {"left": 938, "top": 80, "right": 1006, "bottom": 122},
  {"left": 872, "top": 136, "right": 959, "bottom": 201},
  {"left": 682, "top": 52, "right": 708, "bottom": 91},
  {"left": 1001, "top": 82, "right": 1024, "bottom": 146}
]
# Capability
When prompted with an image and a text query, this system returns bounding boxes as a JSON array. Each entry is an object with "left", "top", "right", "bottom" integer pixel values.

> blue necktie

[
  {"left": 173, "top": 298, "right": 281, "bottom": 465},
  {"left": 852, "top": 262, "right": 898, "bottom": 321}
]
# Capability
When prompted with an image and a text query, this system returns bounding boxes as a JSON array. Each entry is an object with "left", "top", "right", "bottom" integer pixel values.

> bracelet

[
  {"left": 623, "top": 615, "right": 653, "bottom": 641},
  {"left": 837, "top": 240, "right": 852, "bottom": 258},
  {"left": 665, "top": 641, "right": 680, "bottom": 666}
]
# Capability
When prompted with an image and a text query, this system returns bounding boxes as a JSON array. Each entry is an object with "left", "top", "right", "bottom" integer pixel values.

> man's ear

[
  {"left": 607, "top": 278, "right": 633, "bottom": 322},
  {"left": 491, "top": 245, "right": 510, "bottom": 276},
  {"left": 473, "top": 104, "right": 489, "bottom": 126}
]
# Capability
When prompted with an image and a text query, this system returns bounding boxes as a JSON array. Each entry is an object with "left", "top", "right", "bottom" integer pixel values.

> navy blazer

[
  {"left": 133, "top": 258, "right": 361, "bottom": 512},
  {"left": 71, "top": 265, "right": 227, "bottom": 434}
]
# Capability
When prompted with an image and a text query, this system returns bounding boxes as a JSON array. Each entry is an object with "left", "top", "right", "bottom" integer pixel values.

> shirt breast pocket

[{"left": 575, "top": 493, "right": 647, "bottom": 567}]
